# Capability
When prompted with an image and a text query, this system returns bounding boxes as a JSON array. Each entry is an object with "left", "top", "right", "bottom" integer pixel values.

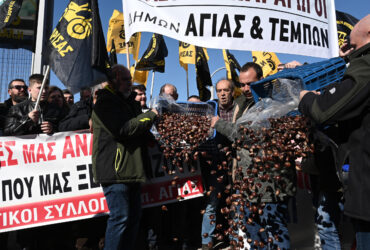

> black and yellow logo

[
  {"left": 337, "top": 31, "right": 347, "bottom": 47},
  {"left": 62, "top": 2, "right": 92, "bottom": 40},
  {"left": 180, "top": 42, "right": 190, "bottom": 49}
]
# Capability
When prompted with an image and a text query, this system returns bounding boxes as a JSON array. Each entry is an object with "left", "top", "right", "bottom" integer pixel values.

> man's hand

[
  {"left": 151, "top": 108, "right": 159, "bottom": 116},
  {"left": 211, "top": 116, "right": 220, "bottom": 128},
  {"left": 299, "top": 90, "right": 320, "bottom": 101},
  {"left": 284, "top": 60, "right": 302, "bottom": 69},
  {"left": 41, "top": 121, "right": 54, "bottom": 134},
  {"left": 28, "top": 110, "right": 39, "bottom": 123},
  {"left": 278, "top": 61, "right": 302, "bottom": 71},
  {"left": 339, "top": 41, "right": 354, "bottom": 58}
]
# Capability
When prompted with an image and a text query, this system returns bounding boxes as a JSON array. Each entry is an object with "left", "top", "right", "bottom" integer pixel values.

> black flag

[
  {"left": 44, "top": 0, "right": 109, "bottom": 93},
  {"left": 195, "top": 46, "right": 212, "bottom": 101},
  {"left": 336, "top": 10, "right": 359, "bottom": 47},
  {"left": 223, "top": 49, "right": 241, "bottom": 87},
  {"left": 109, "top": 39, "right": 117, "bottom": 66},
  {"left": 135, "top": 34, "right": 168, "bottom": 73},
  {"left": 0, "top": 0, "right": 23, "bottom": 29}
]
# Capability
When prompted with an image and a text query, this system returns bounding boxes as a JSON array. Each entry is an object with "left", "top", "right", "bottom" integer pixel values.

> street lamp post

[{"left": 210, "top": 66, "right": 226, "bottom": 100}]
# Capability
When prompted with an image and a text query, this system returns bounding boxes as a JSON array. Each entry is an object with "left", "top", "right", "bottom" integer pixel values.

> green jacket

[{"left": 92, "top": 86, "right": 157, "bottom": 184}]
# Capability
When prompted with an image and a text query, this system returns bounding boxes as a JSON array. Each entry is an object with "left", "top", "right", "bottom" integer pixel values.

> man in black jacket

[
  {"left": 4, "top": 74, "right": 63, "bottom": 136},
  {"left": 4, "top": 79, "right": 28, "bottom": 107},
  {"left": 299, "top": 14, "right": 370, "bottom": 250},
  {"left": 0, "top": 79, "right": 28, "bottom": 132},
  {"left": 92, "top": 65, "right": 158, "bottom": 250}
]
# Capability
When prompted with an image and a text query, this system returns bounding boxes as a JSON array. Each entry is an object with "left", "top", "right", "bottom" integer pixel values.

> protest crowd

[{"left": 0, "top": 0, "right": 370, "bottom": 250}]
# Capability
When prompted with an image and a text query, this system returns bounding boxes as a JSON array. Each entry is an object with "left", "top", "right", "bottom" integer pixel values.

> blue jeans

[
  {"left": 352, "top": 218, "right": 370, "bottom": 250},
  {"left": 103, "top": 183, "right": 142, "bottom": 250},
  {"left": 233, "top": 202, "right": 290, "bottom": 250},
  {"left": 314, "top": 191, "right": 343, "bottom": 250},
  {"left": 201, "top": 170, "right": 223, "bottom": 245}
]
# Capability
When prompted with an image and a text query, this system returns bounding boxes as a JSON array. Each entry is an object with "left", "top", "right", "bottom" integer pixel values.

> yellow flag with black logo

[
  {"left": 44, "top": 0, "right": 109, "bottom": 93},
  {"left": 252, "top": 51, "right": 280, "bottom": 77},
  {"left": 130, "top": 65, "right": 149, "bottom": 86},
  {"left": 179, "top": 41, "right": 195, "bottom": 71},
  {"left": 106, "top": 9, "right": 141, "bottom": 61}
]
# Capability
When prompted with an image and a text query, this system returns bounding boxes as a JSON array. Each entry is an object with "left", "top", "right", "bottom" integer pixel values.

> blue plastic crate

[{"left": 250, "top": 57, "right": 346, "bottom": 102}]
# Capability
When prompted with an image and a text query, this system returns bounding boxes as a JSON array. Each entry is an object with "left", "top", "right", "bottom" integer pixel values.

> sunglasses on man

[{"left": 11, "top": 85, "right": 27, "bottom": 90}]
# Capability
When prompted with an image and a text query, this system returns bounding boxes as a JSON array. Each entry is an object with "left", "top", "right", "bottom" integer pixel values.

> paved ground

[
  {"left": 289, "top": 189, "right": 354, "bottom": 250},
  {"left": 5, "top": 189, "right": 355, "bottom": 250}
]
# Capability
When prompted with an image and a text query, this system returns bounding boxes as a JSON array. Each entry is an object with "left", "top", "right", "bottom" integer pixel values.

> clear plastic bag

[
  {"left": 236, "top": 78, "right": 303, "bottom": 130},
  {"left": 150, "top": 96, "right": 216, "bottom": 147}
]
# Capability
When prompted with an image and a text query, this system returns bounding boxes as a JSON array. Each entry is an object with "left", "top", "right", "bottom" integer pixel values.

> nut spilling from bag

[
  {"left": 218, "top": 115, "right": 314, "bottom": 248},
  {"left": 156, "top": 112, "right": 211, "bottom": 149},
  {"left": 155, "top": 112, "right": 212, "bottom": 175}
]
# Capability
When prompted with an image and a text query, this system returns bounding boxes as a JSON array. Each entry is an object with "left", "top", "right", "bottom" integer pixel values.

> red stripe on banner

[
  {"left": 0, "top": 176, "right": 204, "bottom": 232},
  {"left": 141, "top": 175, "right": 204, "bottom": 207},
  {"left": 0, "top": 193, "right": 108, "bottom": 232}
]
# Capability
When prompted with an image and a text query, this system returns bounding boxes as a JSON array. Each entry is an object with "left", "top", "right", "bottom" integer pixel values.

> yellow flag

[
  {"left": 107, "top": 10, "right": 141, "bottom": 61},
  {"left": 179, "top": 42, "right": 195, "bottom": 71},
  {"left": 130, "top": 66, "right": 149, "bottom": 86},
  {"left": 252, "top": 51, "right": 281, "bottom": 77},
  {"left": 179, "top": 42, "right": 208, "bottom": 71}
]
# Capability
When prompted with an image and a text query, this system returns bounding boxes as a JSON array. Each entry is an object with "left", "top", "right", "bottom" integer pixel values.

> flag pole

[
  {"left": 125, "top": 43, "right": 130, "bottom": 67},
  {"left": 34, "top": 65, "right": 51, "bottom": 111},
  {"left": 150, "top": 71, "right": 155, "bottom": 100},
  {"left": 186, "top": 69, "right": 189, "bottom": 99},
  {"left": 132, "top": 61, "right": 137, "bottom": 82},
  {"left": 210, "top": 67, "right": 226, "bottom": 100}
]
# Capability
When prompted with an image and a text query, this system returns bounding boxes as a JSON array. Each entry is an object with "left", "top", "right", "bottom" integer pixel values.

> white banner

[
  {"left": 122, "top": 0, "right": 338, "bottom": 58},
  {"left": 0, "top": 131, "right": 203, "bottom": 232}
]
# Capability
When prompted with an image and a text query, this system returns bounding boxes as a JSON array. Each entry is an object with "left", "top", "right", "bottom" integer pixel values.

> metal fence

[{"left": 0, "top": 48, "right": 32, "bottom": 102}]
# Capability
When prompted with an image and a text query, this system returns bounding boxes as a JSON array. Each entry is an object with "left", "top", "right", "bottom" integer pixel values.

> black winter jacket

[
  {"left": 59, "top": 99, "right": 92, "bottom": 131},
  {"left": 4, "top": 99, "right": 64, "bottom": 136},
  {"left": 299, "top": 43, "right": 370, "bottom": 221},
  {"left": 92, "top": 87, "right": 157, "bottom": 184},
  {"left": 0, "top": 98, "right": 13, "bottom": 130}
]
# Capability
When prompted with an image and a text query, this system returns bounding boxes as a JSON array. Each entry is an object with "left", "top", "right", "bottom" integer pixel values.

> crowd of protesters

[{"left": 0, "top": 13, "right": 369, "bottom": 250}]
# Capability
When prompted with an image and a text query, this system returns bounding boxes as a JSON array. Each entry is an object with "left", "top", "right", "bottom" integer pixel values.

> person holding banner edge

[{"left": 92, "top": 65, "right": 159, "bottom": 250}]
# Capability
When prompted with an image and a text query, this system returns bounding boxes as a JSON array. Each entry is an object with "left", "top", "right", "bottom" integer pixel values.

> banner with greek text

[
  {"left": 122, "top": 0, "right": 338, "bottom": 58},
  {"left": 0, "top": 131, "right": 204, "bottom": 232}
]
